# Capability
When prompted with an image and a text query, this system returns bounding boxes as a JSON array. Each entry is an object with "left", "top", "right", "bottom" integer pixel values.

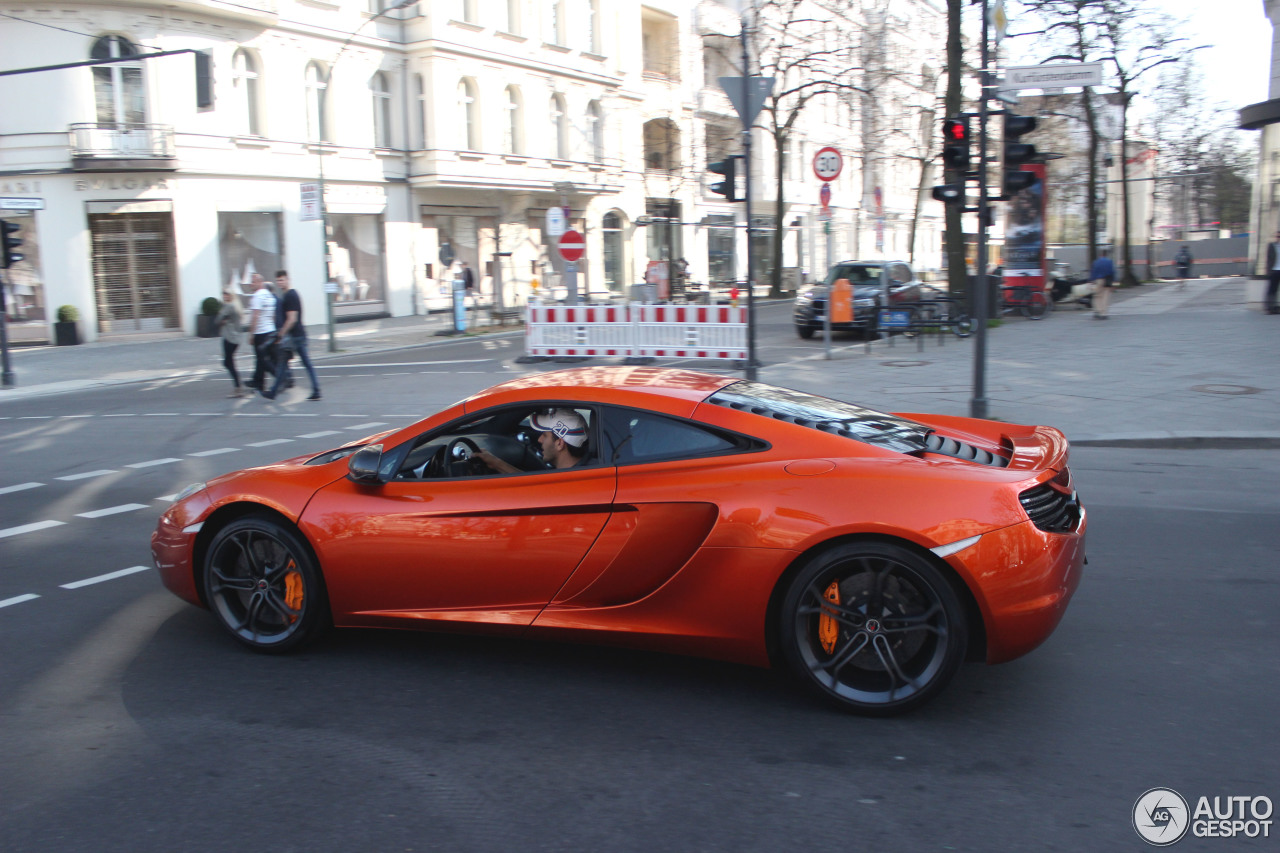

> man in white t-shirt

[{"left": 247, "top": 273, "right": 277, "bottom": 389}]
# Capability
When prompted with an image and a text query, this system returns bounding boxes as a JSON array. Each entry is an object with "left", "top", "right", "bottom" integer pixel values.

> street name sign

[
  {"left": 545, "top": 206, "right": 567, "bottom": 238},
  {"left": 0, "top": 197, "right": 44, "bottom": 210},
  {"left": 1001, "top": 62, "right": 1104, "bottom": 90}
]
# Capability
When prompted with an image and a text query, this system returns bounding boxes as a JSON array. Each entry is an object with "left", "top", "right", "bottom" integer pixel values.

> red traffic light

[{"left": 943, "top": 118, "right": 968, "bottom": 142}]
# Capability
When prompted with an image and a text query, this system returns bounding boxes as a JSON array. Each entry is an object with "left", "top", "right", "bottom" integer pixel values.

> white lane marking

[
  {"left": 56, "top": 470, "right": 117, "bottom": 482},
  {"left": 76, "top": 503, "right": 150, "bottom": 519},
  {"left": 248, "top": 439, "right": 293, "bottom": 447},
  {"left": 144, "top": 413, "right": 180, "bottom": 417},
  {"left": 345, "top": 422, "right": 388, "bottom": 430},
  {"left": 60, "top": 414, "right": 93, "bottom": 419},
  {"left": 188, "top": 448, "right": 238, "bottom": 457},
  {"left": 0, "top": 594, "right": 40, "bottom": 608},
  {"left": 19, "top": 416, "right": 51, "bottom": 420},
  {"left": 157, "top": 493, "right": 178, "bottom": 502},
  {"left": 60, "top": 566, "right": 150, "bottom": 589},
  {"left": 383, "top": 372, "right": 412, "bottom": 376},
  {"left": 0, "top": 520, "right": 66, "bottom": 539},
  {"left": 297, "top": 430, "right": 340, "bottom": 439},
  {"left": 103, "top": 414, "right": 136, "bottom": 418},
  {"left": 312, "top": 359, "right": 491, "bottom": 369},
  {"left": 281, "top": 413, "right": 317, "bottom": 418},
  {"left": 126, "top": 458, "right": 182, "bottom": 468},
  {"left": 0, "top": 482, "right": 44, "bottom": 496}
]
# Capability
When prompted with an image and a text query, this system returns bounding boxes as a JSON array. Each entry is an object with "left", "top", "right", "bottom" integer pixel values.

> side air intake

[{"left": 924, "top": 433, "right": 1010, "bottom": 468}]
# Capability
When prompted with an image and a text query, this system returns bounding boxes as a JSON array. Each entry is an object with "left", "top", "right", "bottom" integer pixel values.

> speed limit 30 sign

[{"left": 813, "top": 146, "right": 842, "bottom": 182}]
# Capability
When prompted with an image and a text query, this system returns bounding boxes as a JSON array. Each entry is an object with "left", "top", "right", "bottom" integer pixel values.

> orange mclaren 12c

[{"left": 152, "top": 367, "right": 1085, "bottom": 715}]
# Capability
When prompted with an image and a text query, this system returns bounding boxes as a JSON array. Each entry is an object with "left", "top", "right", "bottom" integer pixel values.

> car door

[{"left": 304, "top": 410, "right": 616, "bottom": 629}]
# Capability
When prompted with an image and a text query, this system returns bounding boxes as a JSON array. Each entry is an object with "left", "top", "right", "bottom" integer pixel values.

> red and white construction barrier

[{"left": 525, "top": 302, "right": 747, "bottom": 361}]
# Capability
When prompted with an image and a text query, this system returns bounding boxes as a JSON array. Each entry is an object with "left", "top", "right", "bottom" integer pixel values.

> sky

[{"left": 1007, "top": 0, "right": 1272, "bottom": 112}]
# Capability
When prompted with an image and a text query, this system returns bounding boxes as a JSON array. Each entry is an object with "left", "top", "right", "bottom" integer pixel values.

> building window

[
  {"left": 372, "top": 71, "right": 392, "bottom": 148},
  {"left": 328, "top": 214, "right": 386, "bottom": 305},
  {"left": 587, "top": 101, "right": 603, "bottom": 163},
  {"left": 547, "top": 0, "right": 566, "bottom": 46},
  {"left": 551, "top": 94, "right": 568, "bottom": 160},
  {"left": 646, "top": 199, "right": 682, "bottom": 265},
  {"left": 305, "top": 61, "right": 328, "bottom": 143},
  {"left": 504, "top": 86, "right": 523, "bottom": 155},
  {"left": 706, "top": 214, "right": 736, "bottom": 285},
  {"left": 602, "top": 211, "right": 624, "bottom": 293},
  {"left": 643, "top": 118, "right": 680, "bottom": 172},
  {"left": 458, "top": 78, "right": 479, "bottom": 150},
  {"left": 219, "top": 212, "right": 284, "bottom": 297},
  {"left": 231, "top": 49, "right": 261, "bottom": 136},
  {"left": 587, "top": 0, "right": 600, "bottom": 53},
  {"left": 641, "top": 13, "right": 678, "bottom": 79},
  {"left": 414, "top": 73, "right": 427, "bottom": 149},
  {"left": 91, "top": 35, "right": 146, "bottom": 127}
]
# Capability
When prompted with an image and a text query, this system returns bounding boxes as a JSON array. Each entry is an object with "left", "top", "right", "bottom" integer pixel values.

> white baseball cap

[{"left": 530, "top": 409, "right": 587, "bottom": 447}]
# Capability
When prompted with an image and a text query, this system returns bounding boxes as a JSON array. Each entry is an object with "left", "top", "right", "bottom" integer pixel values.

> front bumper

[{"left": 150, "top": 490, "right": 212, "bottom": 608}]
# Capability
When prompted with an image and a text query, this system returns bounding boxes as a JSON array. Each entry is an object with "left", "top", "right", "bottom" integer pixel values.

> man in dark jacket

[
  {"left": 1090, "top": 248, "right": 1116, "bottom": 319},
  {"left": 1174, "top": 245, "right": 1193, "bottom": 287},
  {"left": 1265, "top": 233, "right": 1280, "bottom": 314}
]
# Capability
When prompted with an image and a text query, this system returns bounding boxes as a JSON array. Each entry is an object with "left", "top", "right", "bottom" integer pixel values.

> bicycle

[
  {"left": 999, "top": 281, "right": 1051, "bottom": 319},
  {"left": 910, "top": 297, "right": 975, "bottom": 338}
]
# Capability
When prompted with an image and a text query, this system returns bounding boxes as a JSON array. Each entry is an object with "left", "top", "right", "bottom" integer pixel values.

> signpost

[{"left": 558, "top": 229, "right": 584, "bottom": 304}]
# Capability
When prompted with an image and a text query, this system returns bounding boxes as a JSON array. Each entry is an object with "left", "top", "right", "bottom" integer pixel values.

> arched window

[
  {"left": 551, "top": 94, "right": 568, "bottom": 160},
  {"left": 458, "top": 78, "right": 478, "bottom": 150},
  {"left": 413, "top": 74, "right": 427, "bottom": 150},
  {"left": 91, "top": 36, "right": 145, "bottom": 127},
  {"left": 231, "top": 49, "right": 261, "bottom": 136},
  {"left": 587, "top": 101, "right": 604, "bottom": 163},
  {"left": 504, "top": 86, "right": 523, "bottom": 155},
  {"left": 602, "top": 211, "right": 625, "bottom": 293},
  {"left": 372, "top": 71, "right": 392, "bottom": 148},
  {"left": 305, "top": 61, "right": 328, "bottom": 143}
]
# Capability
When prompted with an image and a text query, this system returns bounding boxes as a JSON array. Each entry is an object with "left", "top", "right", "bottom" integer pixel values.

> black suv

[{"left": 793, "top": 260, "right": 922, "bottom": 339}]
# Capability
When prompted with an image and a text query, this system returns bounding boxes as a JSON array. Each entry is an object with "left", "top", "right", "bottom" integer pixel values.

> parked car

[
  {"left": 793, "top": 260, "right": 923, "bottom": 339},
  {"left": 152, "top": 367, "right": 1085, "bottom": 716}
]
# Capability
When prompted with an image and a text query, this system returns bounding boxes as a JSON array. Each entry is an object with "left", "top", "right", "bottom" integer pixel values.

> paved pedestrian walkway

[{"left": 1, "top": 278, "right": 1276, "bottom": 446}]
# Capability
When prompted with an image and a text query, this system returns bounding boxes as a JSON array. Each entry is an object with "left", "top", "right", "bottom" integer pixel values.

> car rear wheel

[
  {"left": 779, "top": 542, "right": 967, "bottom": 715},
  {"left": 203, "top": 514, "right": 329, "bottom": 652}
]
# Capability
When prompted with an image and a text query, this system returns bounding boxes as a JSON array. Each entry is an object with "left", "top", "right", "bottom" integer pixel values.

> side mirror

[{"left": 347, "top": 444, "right": 385, "bottom": 484}]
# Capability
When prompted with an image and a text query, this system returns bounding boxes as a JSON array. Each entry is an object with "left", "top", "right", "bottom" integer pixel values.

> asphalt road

[{"left": 1, "top": 312, "right": 1276, "bottom": 852}]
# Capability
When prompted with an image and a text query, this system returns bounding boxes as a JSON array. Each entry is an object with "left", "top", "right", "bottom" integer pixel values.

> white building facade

[{"left": 0, "top": 0, "right": 947, "bottom": 343}]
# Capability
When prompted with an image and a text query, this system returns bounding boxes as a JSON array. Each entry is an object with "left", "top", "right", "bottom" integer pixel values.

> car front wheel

[
  {"left": 779, "top": 542, "right": 967, "bottom": 715},
  {"left": 796, "top": 324, "right": 815, "bottom": 339},
  {"left": 203, "top": 513, "right": 330, "bottom": 652}
]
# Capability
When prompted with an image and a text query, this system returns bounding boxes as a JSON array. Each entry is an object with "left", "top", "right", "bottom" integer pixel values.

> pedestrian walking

[
  {"left": 247, "top": 273, "right": 277, "bottom": 390},
  {"left": 1090, "top": 248, "right": 1116, "bottom": 320},
  {"left": 1265, "top": 232, "right": 1280, "bottom": 315},
  {"left": 1174, "top": 245, "right": 1193, "bottom": 288},
  {"left": 263, "top": 270, "right": 321, "bottom": 401},
  {"left": 460, "top": 260, "right": 475, "bottom": 294},
  {"left": 214, "top": 289, "right": 247, "bottom": 397}
]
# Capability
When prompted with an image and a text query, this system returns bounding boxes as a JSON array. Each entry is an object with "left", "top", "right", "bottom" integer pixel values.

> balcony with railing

[{"left": 69, "top": 123, "right": 177, "bottom": 172}]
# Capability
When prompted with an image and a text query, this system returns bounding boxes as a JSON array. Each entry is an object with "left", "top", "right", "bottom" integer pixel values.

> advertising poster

[{"left": 1004, "top": 163, "right": 1047, "bottom": 288}]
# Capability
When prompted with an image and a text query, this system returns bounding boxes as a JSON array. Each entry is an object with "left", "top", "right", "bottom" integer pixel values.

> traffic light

[
  {"left": 941, "top": 117, "right": 971, "bottom": 173},
  {"left": 1002, "top": 113, "right": 1039, "bottom": 196},
  {"left": 1, "top": 219, "right": 23, "bottom": 269},
  {"left": 708, "top": 155, "right": 740, "bottom": 202},
  {"left": 931, "top": 184, "right": 965, "bottom": 206}
]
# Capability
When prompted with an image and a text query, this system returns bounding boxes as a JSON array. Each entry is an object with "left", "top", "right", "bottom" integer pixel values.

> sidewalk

[{"left": 2, "top": 278, "right": 1277, "bottom": 446}]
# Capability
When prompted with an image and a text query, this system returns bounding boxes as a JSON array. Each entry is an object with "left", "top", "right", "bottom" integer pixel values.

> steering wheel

[{"left": 445, "top": 437, "right": 483, "bottom": 477}]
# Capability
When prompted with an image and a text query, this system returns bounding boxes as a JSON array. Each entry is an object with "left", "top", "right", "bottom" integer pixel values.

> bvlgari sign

[{"left": 73, "top": 176, "right": 171, "bottom": 192}]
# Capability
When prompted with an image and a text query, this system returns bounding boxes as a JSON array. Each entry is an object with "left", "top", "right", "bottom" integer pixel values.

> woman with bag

[{"left": 215, "top": 289, "right": 247, "bottom": 397}]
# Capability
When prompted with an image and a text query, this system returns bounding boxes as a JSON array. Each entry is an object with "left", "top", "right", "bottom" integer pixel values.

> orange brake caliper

[
  {"left": 818, "top": 581, "right": 841, "bottom": 654},
  {"left": 283, "top": 562, "right": 304, "bottom": 623}
]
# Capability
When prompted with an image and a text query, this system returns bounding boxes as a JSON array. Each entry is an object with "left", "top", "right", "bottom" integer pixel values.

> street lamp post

[{"left": 316, "top": 0, "right": 418, "bottom": 352}]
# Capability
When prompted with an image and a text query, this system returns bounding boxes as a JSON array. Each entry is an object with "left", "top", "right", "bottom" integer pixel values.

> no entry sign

[{"left": 558, "top": 229, "right": 584, "bottom": 262}]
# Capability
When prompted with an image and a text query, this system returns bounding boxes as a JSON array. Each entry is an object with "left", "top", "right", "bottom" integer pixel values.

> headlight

[
  {"left": 174, "top": 481, "right": 206, "bottom": 502},
  {"left": 796, "top": 289, "right": 815, "bottom": 302}
]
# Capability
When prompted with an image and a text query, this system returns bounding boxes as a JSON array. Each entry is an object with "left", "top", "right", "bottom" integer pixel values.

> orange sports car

[{"left": 152, "top": 367, "right": 1085, "bottom": 715}]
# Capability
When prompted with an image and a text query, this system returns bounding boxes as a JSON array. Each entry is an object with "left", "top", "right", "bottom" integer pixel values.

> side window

[
  {"left": 890, "top": 263, "right": 912, "bottom": 285},
  {"left": 602, "top": 408, "right": 740, "bottom": 465}
]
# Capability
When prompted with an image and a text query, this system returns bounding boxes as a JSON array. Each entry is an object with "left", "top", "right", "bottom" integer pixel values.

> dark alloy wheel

[
  {"left": 779, "top": 542, "right": 967, "bottom": 715},
  {"left": 203, "top": 514, "right": 330, "bottom": 652}
]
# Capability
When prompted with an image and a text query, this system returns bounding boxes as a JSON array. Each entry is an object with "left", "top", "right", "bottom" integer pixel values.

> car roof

[{"left": 463, "top": 367, "right": 739, "bottom": 412}]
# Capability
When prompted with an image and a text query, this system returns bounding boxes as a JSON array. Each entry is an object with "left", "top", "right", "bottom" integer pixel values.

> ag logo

[{"left": 1134, "top": 788, "right": 1190, "bottom": 846}]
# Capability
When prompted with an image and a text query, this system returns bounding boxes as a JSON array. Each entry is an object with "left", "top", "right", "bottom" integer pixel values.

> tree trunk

[
  {"left": 1082, "top": 87, "right": 1100, "bottom": 268},
  {"left": 1119, "top": 95, "right": 1139, "bottom": 286}
]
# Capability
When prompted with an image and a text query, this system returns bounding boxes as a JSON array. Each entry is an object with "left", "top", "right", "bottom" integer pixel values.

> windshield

[
  {"left": 824, "top": 265, "right": 882, "bottom": 286},
  {"left": 706, "top": 381, "right": 932, "bottom": 454}
]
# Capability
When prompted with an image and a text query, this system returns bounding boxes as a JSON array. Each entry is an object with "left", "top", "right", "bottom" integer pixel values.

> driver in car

[{"left": 475, "top": 408, "right": 589, "bottom": 474}]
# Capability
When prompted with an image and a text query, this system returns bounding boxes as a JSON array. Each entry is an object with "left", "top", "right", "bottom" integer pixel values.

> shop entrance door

[{"left": 89, "top": 211, "right": 178, "bottom": 333}]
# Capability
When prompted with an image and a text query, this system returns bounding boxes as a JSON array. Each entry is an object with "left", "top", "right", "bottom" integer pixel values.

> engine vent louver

[
  {"left": 924, "top": 433, "right": 1010, "bottom": 468},
  {"left": 1019, "top": 483, "right": 1081, "bottom": 533}
]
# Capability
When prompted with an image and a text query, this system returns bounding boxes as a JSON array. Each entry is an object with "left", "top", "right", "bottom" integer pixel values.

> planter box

[
  {"left": 54, "top": 321, "right": 80, "bottom": 346},
  {"left": 196, "top": 314, "right": 219, "bottom": 338}
]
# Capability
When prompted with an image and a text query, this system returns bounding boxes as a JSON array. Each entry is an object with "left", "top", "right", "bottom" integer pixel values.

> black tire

[
  {"left": 1022, "top": 290, "right": 1050, "bottom": 319},
  {"left": 203, "top": 514, "right": 330, "bottom": 652},
  {"left": 778, "top": 542, "right": 968, "bottom": 716},
  {"left": 951, "top": 314, "right": 975, "bottom": 338},
  {"left": 796, "top": 325, "right": 815, "bottom": 340}
]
